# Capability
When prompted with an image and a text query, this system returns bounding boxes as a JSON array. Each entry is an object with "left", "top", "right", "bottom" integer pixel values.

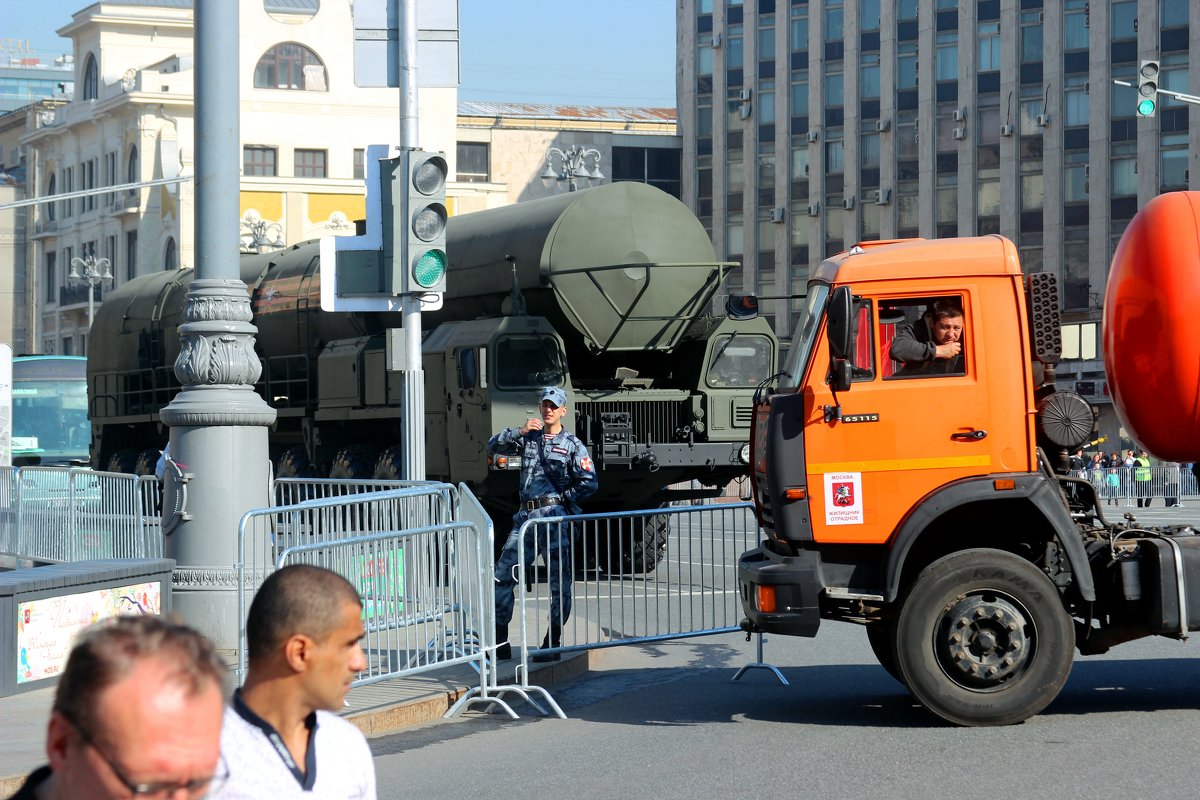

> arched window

[
  {"left": 253, "top": 43, "right": 327, "bottom": 91},
  {"left": 163, "top": 237, "right": 177, "bottom": 271},
  {"left": 82, "top": 54, "right": 98, "bottom": 100},
  {"left": 46, "top": 173, "right": 56, "bottom": 221},
  {"left": 126, "top": 146, "right": 138, "bottom": 198}
]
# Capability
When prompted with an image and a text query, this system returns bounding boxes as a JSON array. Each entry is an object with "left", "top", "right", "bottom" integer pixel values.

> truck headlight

[{"left": 739, "top": 443, "right": 751, "bottom": 464}]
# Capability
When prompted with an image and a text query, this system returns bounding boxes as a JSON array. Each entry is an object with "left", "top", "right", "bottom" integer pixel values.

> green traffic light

[
  {"left": 413, "top": 249, "right": 447, "bottom": 288},
  {"left": 1137, "top": 98, "right": 1156, "bottom": 116}
]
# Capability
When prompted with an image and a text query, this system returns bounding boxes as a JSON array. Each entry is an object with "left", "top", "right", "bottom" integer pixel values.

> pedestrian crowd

[{"left": 1067, "top": 447, "right": 1193, "bottom": 508}]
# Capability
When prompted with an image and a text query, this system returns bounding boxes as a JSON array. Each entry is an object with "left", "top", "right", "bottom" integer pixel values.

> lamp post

[
  {"left": 541, "top": 145, "right": 605, "bottom": 192},
  {"left": 239, "top": 212, "right": 285, "bottom": 253},
  {"left": 68, "top": 253, "right": 113, "bottom": 329}
]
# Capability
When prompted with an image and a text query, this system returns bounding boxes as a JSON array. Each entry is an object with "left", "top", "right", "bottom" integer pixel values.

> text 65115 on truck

[{"left": 738, "top": 190, "right": 1200, "bottom": 726}]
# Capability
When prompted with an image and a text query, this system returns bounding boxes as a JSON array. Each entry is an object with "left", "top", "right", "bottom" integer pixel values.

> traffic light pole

[
  {"left": 1113, "top": 79, "right": 1200, "bottom": 108},
  {"left": 398, "top": 0, "right": 425, "bottom": 481}
]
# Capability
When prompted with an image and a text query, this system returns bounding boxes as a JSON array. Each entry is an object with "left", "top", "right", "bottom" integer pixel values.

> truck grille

[{"left": 575, "top": 399, "right": 687, "bottom": 445}]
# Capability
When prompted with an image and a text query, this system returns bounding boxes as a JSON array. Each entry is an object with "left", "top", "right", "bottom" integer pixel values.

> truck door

[
  {"left": 803, "top": 286, "right": 1029, "bottom": 545},
  {"left": 448, "top": 346, "right": 489, "bottom": 483}
]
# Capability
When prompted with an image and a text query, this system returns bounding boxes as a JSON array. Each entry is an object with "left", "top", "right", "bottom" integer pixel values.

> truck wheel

[
  {"left": 373, "top": 446, "right": 404, "bottom": 480},
  {"left": 276, "top": 447, "right": 315, "bottom": 478},
  {"left": 106, "top": 449, "right": 139, "bottom": 474},
  {"left": 865, "top": 622, "right": 904, "bottom": 685},
  {"left": 597, "top": 508, "right": 670, "bottom": 575},
  {"left": 329, "top": 447, "right": 376, "bottom": 479},
  {"left": 894, "top": 548, "right": 1074, "bottom": 727}
]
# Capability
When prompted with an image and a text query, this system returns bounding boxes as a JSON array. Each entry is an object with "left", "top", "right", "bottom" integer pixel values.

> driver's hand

[
  {"left": 935, "top": 341, "right": 962, "bottom": 359},
  {"left": 519, "top": 418, "right": 544, "bottom": 435}
]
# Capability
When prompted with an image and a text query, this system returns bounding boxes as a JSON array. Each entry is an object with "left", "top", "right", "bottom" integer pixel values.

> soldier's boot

[
  {"left": 495, "top": 624, "right": 511, "bottom": 660},
  {"left": 530, "top": 624, "right": 562, "bottom": 663}
]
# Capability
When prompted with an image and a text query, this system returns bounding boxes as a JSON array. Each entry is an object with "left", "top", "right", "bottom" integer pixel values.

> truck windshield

[
  {"left": 12, "top": 378, "right": 90, "bottom": 461},
  {"left": 494, "top": 335, "right": 565, "bottom": 388},
  {"left": 707, "top": 334, "right": 774, "bottom": 387},
  {"left": 779, "top": 284, "right": 830, "bottom": 391}
]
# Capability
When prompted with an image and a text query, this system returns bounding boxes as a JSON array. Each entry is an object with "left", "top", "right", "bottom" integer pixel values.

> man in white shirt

[{"left": 211, "top": 564, "right": 376, "bottom": 799}]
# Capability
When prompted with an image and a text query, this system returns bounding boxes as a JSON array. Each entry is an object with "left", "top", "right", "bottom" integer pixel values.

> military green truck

[{"left": 86, "top": 182, "right": 776, "bottom": 570}]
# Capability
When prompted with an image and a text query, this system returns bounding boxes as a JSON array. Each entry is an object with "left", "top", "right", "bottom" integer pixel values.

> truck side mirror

[
  {"left": 727, "top": 294, "right": 759, "bottom": 320},
  {"left": 829, "top": 359, "right": 853, "bottom": 393},
  {"left": 826, "top": 286, "right": 853, "bottom": 360}
]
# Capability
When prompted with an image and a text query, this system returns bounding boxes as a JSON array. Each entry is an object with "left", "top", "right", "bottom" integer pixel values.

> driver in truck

[{"left": 889, "top": 297, "right": 966, "bottom": 376}]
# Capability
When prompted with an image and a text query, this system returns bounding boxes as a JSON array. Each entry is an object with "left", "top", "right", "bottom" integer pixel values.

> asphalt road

[
  {"left": 372, "top": 619, "right": 1200, "bottom": 799},
  {"left": 373, "top": 502, "right": 1200, "bottom": 800}
]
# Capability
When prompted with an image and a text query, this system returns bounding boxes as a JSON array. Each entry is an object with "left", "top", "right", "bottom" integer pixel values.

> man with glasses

[
  {"left": 8, "top": 615, "right": 227, "bottom": 799},
  {"left": 210, "top": 564, "right": 375, "bottom": 799}
]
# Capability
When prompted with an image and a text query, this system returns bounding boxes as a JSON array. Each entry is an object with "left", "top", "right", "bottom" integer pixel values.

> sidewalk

[{"left": 0, "top": 649, "right": 590, "bottom": 795}]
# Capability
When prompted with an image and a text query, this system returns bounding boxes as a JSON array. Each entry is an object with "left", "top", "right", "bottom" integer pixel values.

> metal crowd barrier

[
  {"left": 236, "top": 482, "right": 513, "bottom": 717},
  {"left": 1071, "top": 464, "right": 1199, "bottom": 507},
  {"left": 0, "top": 467, "right": 162, "bottom": 563},
  {"left": 487, "top": 502, "right": 761, "bottom": 716},
  {"left": 273, "top": 477, "right": 415, "bottom": 506}
]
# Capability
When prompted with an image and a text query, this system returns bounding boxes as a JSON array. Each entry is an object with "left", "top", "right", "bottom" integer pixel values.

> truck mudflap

[{"left": 738, "top": 543, "right": 823, "bottom": 637}]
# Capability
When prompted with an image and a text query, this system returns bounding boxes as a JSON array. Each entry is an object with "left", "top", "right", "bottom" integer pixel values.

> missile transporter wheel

[
  {"left": 106, "top": 449, "right": 139, "bottom": 474},
  {"left": 329, "top": 447, "right": 377, "bottom": 479},
  {"left": 276, "top": 447, "right": 316, "bottom": 479},
  {"left": 373, "top": 446, "right": 404, "bottom": 480},
  {"left": 133, "top": 449, "right": 161, "bottom": 476},
  {"left": 596, "top": 506, "right": 670, "bottom": 575},
  {"left": 894, "top": 548, "right": 1074, "bottom": 727}
]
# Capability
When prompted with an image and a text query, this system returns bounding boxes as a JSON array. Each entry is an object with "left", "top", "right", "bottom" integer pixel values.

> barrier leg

[{"left": 732, "top": 631, "right": 788, "bottom": 685}]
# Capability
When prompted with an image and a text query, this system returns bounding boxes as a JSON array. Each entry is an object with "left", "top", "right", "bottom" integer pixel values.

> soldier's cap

[{"left": 540, "top": 387, "right": 567, "bottom": 407}]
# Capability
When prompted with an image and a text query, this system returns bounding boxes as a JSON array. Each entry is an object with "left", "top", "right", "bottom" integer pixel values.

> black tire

[
  {"left": 865, "top": 621, "right": 904, "bottom": 685},
  {"left": 894, "top": 548, "right": 1074, "bottom": 727},
  {"left": 106, "top": 448, "right": 139, "bottom": 474},
  {"left": 276, "top": 446, "right": 316, "bottom": 479},
  {"left": 329, "top": 447, "right": 377, "bottom": 479},
  {"left": 373, "top": 445, "right": 404, "bottom": 480},
  {"left": 133, "top": 448, "right": 161, "bottom": 476},
  {"left": 596, "top": 508, "right": 670, "bottom": 575}
]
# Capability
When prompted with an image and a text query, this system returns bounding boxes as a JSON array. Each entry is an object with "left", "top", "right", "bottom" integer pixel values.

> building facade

[
  {"left": 15, "top": 0, "right": 456, "bottom": 357},
  {"left": 677, "top": 0, "right": 1199, "bottom": 446}
]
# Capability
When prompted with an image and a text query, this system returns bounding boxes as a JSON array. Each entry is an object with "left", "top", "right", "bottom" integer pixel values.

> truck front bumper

[{"left": 738, "top": 542, "right": 823, "bottom": 637}]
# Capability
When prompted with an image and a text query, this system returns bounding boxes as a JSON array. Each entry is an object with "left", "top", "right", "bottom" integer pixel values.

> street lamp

[
  {"left": 541, "top": 145, "right": 605, "bottom": 192},
  {"left": 239, "top": 211, "right": 286, "bottom": 253},
  {"left": 68, "top": 252, "right": 113, "bottom": 329}
]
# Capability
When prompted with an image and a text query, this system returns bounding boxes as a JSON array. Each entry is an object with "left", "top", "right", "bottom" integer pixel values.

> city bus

[{"left": 10, "top": 355, "right": 90, "bottom": 466}]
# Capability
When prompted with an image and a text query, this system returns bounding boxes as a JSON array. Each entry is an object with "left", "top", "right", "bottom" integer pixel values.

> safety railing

[
  {"left": 0, "top": 467, "right": 162, "bottom": 563},
  {"left": 273, "top": 477, "right": 417, "bottom": 506},
  {"left": 1071, "top": 465, "right": 1199, "bottom": 508},
  {"left": 236, "top": 484, "right": 509, "bottom": 715},
  {"left": 484, "top": 502, "right": 761, "bottom": 716}
]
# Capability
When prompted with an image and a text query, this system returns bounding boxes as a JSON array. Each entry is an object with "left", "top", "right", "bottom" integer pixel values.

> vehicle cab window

[{"left": 882, "top": 296, "right": 967, "bottom": 379}]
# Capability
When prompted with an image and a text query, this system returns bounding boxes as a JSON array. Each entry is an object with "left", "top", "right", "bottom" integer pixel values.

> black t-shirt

[{"left": 6, "top": 766, "right": 51, "bottom": 800}]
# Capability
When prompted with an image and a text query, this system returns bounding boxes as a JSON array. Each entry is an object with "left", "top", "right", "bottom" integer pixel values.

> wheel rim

[{"left": 934, "top": 590, "right": 1035, "bottom": 691}]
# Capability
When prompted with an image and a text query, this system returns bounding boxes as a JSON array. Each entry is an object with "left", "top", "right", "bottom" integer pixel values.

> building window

[
  {"left": 164, "top": 237, "right": 177, "bottom": 271},
  {"left": 61, "top": 166, "right": 73, "bottom": 218},
  {"left": 83, "top": 159, "right": 96, "bottom": 212},
  {"left": 126, "top": 231, "right": 138, "bottom": 278},
  {"left": 46, "top": 173, "right": 56, "bottom": 221},
  {"left": 612, "top": 146, "right": 682, "bottom": 199},
  {"left": 253, "top": 43, "right": 327, "bottom": 91},
  {"left": 294, "top": 148, "right": 327, "bottom": 178},
  {"left": 456, "top": 142, "right": 490, "bottom": 183},
  {"left": 45, "top": 251, "right": 57, "bottom": 303},
  {"left": 243, "top": 146, "right": 278, "bottom": 177},
  {"left": 82, "top": 53, "right": 98, "bottom": 100},
  {"left": 353, "top": 148, "right": 364, "bottom": 181},
  {"left": 127, "top": 146, "right": 138, "bottom": 197}
]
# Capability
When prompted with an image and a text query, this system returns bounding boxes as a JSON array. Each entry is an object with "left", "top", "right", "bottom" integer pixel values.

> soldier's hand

[{"left": 519, "top": 418, "right": 544, "bottom": 435}]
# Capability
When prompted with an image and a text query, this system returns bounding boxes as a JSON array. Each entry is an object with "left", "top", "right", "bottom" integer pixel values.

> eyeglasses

[{"left": 65, "top": 714, "right": 229, "bottom": 799}]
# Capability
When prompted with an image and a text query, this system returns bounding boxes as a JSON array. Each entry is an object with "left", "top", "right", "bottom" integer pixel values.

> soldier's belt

[{"left": 524, "top": 495, "right": 563, "bottom": 511}]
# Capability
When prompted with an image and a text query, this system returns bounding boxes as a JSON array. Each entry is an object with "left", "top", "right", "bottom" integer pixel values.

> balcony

[
  {"left": 59, "top": 284, "right": 106, "bottom": 307},
  {"left": 33, "top": 219, "right": 59, "bottom": 238}
]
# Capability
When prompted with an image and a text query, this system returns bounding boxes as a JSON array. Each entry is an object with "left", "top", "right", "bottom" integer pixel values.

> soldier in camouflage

[{"left": 490, "top": 386, "right": 597, "bottom": 662}]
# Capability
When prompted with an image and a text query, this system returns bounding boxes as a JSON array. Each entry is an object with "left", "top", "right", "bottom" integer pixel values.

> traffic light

[
  {"left": 401, "top": 149, "right": 448, "bottom": 295},
  {"left": 1137, "top": 60, "right": 1160, "bottom": 117}
]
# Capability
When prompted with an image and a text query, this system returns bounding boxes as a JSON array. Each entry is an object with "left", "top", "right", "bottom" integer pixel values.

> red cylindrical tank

[{"left": 1103, "top": 191, "right": 1200, "bottom": 461}]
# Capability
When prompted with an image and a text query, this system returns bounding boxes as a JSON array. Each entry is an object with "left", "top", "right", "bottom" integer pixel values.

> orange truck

[{"left": 738, "top": 191, "right": 1200, "bottom": 726}]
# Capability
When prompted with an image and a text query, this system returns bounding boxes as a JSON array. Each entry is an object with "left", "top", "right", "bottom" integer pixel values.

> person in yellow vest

[{"left": 1134, "top": 450, "right": 1153, "bottom": 508}]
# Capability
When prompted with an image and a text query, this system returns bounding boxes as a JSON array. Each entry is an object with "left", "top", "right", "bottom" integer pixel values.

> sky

[{"left": 0, "top": 0, "right": 678, "bottom": 108}]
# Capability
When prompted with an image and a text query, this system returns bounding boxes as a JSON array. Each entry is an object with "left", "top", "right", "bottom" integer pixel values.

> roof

[{"left": 457, "top": 101, "right": 676, "bottom": 124}]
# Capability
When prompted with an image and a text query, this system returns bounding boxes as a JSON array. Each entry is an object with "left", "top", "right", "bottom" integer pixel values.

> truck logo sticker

[{"left": 824, "top": 472, "right": 864, "bottom": 525}]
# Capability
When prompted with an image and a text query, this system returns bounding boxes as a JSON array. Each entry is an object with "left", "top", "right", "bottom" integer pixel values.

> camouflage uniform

[{"left": 489, "top": 424, "right": 597, "bottom": 629}]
